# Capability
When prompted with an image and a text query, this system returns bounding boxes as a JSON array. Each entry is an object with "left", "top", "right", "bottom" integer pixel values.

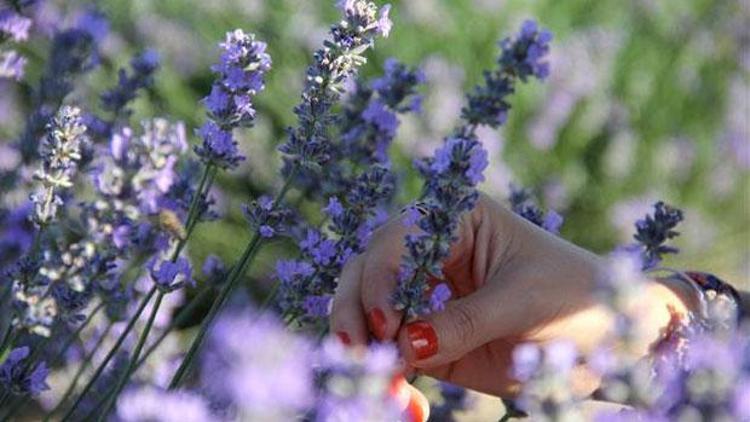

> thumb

[{"left": 396, "top": 284, "right": 516, "bottom": 368}]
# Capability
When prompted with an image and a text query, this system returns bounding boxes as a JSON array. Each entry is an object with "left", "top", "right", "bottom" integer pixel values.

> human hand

[{"left": 330, "top": 193, "right": 696, "bottom": 397}]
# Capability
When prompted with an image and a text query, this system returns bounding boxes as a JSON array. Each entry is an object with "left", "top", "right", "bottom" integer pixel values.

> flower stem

[
  {"left": 59, "top": 287, "right": 156, "bottom": 422},
  {"left": 95, "top": 291, "right": 164, "bottom": 420},
  {"left": 44, "top": 321, "right": 113, "bottom": 422},
  {"left": 168, "top": 170, "right": 297, "bottom": 389}
]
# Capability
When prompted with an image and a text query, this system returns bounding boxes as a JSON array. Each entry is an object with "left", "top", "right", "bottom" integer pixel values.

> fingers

[
  {"left": 360, "top": 254, "right": 403, "bottom": 341},
  {"left": 396, "top": 283, "right": 516, "bottom": 368},
  {"left": 330, "top": 254, "right": 368, "bottom": 346}
]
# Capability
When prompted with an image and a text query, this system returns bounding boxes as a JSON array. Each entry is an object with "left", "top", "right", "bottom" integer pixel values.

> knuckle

[{"left": 449, "top": 301, "right": 479, "bottom": 346}]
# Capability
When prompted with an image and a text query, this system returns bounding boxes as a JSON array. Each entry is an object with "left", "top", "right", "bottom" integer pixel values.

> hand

[{"left": 330, "top": 193, "right": 696, "bottom": 397}]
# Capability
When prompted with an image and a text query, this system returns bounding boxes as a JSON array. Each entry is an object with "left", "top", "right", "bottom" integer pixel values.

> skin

[{"left": 330, "top": 193, "right": 700, "bottom": 399}]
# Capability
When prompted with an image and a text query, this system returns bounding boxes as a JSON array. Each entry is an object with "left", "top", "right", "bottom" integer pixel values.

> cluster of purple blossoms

[
  {"left": 30, "top": 106, "right": 88, "bottom": 227},
  {"left": 279, "top": 0, "right": 391, "bottom": 173},
  {"left": 100, "top": 49, "right": 160, "bottom": 118},
  {"left": 508, "top": 184, "right": 564, "bottom": 234},
  {"left": 185, "top": 307, "right": 398, "bottom": 421},
  {"left": 88, "top": 119, "right": 189, "bottom": 251},
  {"left": 631, "top": 201, "right": 684, "bottom": 270},
  {"left": 393, "top": 20, "right": 552, "bottom": 318},
  {"left": 277, "top": 165, "right": 394, "bottom": 321},
  {"left": 339, "top": 58, "right": 424, "bottom": 165},
  {"left": 195, "top": 30, "right": 271, "bottom": 170},
  {"left": 18, "top": 14, "right": 102, "bottom": 163},
  {"left": 462, "top": 20, "right": 552, "bottom": 129},
  {"left": 0, "top": 346, "right": 49, "bottom": 397},
  {"left": 0, "top": 6, "right": 32, "bottom": 80},
  {"left": 242, "top": 195, "right": 294, "bottom": 239}
]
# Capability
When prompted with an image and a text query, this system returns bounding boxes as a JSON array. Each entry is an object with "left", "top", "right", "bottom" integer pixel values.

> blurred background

[
  {"left": 2, "top": 0, "right": 748, "bottom": 277},
  {"left": 0, "top": 0, "right": 747, "bottom": 418}
]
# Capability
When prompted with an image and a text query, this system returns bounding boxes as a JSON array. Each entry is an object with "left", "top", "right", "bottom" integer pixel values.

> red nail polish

[
  {"left": 367, "top": 308, "right": 387, "bottom": 341},
  {"left": 335, "top": 331, "right": 351, "bottom": 345},
  {"left": 406, "top": 321, "right": 438, "bottom": 360}
]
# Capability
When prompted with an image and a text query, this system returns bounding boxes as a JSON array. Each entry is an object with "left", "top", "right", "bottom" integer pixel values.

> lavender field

[{"left": 0, "top": 0, "right": 748, "bottom": 420}]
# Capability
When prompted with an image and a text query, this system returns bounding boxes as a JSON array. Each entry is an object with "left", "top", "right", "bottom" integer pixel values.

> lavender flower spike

[
  {"left": 30, "top": 105, "right": 89, "bottom": 227},
  {"left": 279, "top": 0, "right": 392, "bottom": 171},
  {"left": 195, "top": 29, "right": 271, "bottom": 170},
  {"left": 393, "top": 20, "right": 552, "bottom": 318}
]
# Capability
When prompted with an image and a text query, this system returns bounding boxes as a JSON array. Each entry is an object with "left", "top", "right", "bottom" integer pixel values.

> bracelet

[{"left": 668, "top": 270, "right": 744, "bottom": 328}]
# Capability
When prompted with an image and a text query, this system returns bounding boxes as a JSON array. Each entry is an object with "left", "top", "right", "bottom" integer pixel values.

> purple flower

[
  {"left": 0, "top": 346, "right": 50, "bottom": 396},
  {"left": 430, "top": 283, "right": 452, "bottom": 312},
  {"left": 303, "top": 294, "right": 333, "bottom": 317},
  {"left": 0, "top": 10, "right": 32, "bottom": 42},
  {"left": 542, "top": 210, "right": 564, "bottom": 234},
  {"left": 116, "top": 386, "right": 212, "bottom": 422},
  {"left": 202, "top": 310, "right": 314, "bottom": 419},
  {"left": 101, "top": 49, "right": 160, "bottom": 115},
  {"left": 632, "top": 201, "right": 684, "bottom": 269},
  {"left": 194, "top": 121, "right": 244, "bottom": 170},
  {"left": 195, "top": 30, "right": 271, "bottom": 169},
  {"left": 324, "top": 197, "right": 345, "bottom": 218},
  {"left": 0, "top": 50, "right": 26, "bottom": 80},
  {"left": 149, "top": 256, "right": 194, "bottom": 292}
]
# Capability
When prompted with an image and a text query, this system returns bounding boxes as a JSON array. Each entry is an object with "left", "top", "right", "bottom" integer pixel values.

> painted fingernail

[
  {"left": 406, "top": 321, "right": 438, "bottom": 360},
  {"left": 367, "top": 307, "right": 387, "bottom": 341},
  {"left": 335, "top": 331, "right": 351, "bottom": 345}
]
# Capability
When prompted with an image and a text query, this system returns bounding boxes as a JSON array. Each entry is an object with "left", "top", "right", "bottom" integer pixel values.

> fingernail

[
  {"left": 406, "top": 321, "right": 438, "bottom": 360},
  {"left": 335, "top": 331, "right": 351, "bottom": 345},
  {"left": 367, "top": 307, "right": 387, "bottom": 341}
]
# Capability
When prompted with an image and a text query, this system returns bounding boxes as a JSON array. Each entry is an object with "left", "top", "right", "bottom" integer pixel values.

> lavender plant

[
  {"left": 392, "top": 20, "right": 552, "bottom": 318},
  {"left": 0, "top": 2, "right": 743, "bottom": 421}
]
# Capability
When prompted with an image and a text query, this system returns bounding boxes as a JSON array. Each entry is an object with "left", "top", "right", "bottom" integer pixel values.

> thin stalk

[
  {"left": 168, "top": 171, "right": 297, "bottom": 389},
  {"left": 59, "top": 287, "right": 156, "bottom": 421},
  {"left": 96, "top": 291, "right": 165, "bottom": 420},
  {"left": 44, "top": 322, "right": 114, "bottom": 422},
  {"left": 49, "top": 302, "right": 104, "bottom": 368},
  {"left": 76, "top": 285, "right": 215, "bottom": 415},
  {"left": 168, "top": 235, "right": 261, "bottom": 389},
  {"left": 0, "top": 324, "right": 16, "bottom": 358}
]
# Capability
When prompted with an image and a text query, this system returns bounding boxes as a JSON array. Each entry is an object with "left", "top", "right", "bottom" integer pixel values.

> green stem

[
  {"left": 167, "top": 171, "right": 297, "bottom": 389},
  {"left": 168, "top": 235, "right": 262, "bottom": 389},
  {"left": 96, "top": 291, "right": 165, "bottom": 420},
  {"left": 60, "top": 287, "right": 156, "bottom": 422},
  {"left": 49, "top": 302, "right": 105, "bottom": 368},
  {"left": 44, "top": 321, "right": 113, "bottom": 422},
  {"left": 75, "top": 285, "right": 215, "bottom": 416},
  {"left": 184, "top": 164, "right": 214, "bottom": 233}
]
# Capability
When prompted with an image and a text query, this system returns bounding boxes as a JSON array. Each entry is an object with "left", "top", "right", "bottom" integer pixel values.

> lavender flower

[
  {"left": 19, "top": 25, "right": 99, "bottom": 162},
  {"left": 462, "top": 19, "right": 552, "bottom": 129},
  {"left": 202, "top": 309, "right": 315, "bottom": 420},
  {"left": 313, "top": 339, "right": 400, "bottom": 421},
  {"left": 508, "top": 184, "right": 564, "bottom": 234},
  {"left": 149, "top": 256, "right": 195, "bottom": 292},
  {"left": 0, "top": 50, "right": 25, "bottom": 80},
  {"left": 339, "top": 59, "right": 424, "bottom": 167},
  {"left": 30, "top": 105, "right": 88, "bottom": 227},
  {"left": 632, "top": 201, "right": 684, "bottom": 269},
  {"left": 276, "top": 166, "right": 394, "bottom": 321},
  {"left": 0, "top": 7, "right": 32, "bottom": 81},
  {"left": 0, "top": 9, "right": 32, "bottom": 42},
  {"left": 0, "top": 346, "right": 50, "bottom": 396},
  {"left": 242, "top": 195, "right": 294, "bottom": 239},
  {"left": 393, "top": 21, "right": 552, "bottom": 318},
  {"left": 194, "top": 30, "right": 271, "bottom": 170},
  {"left": 101, "top": 49, "right": 160, "bottom": 116},
  {"left": 116, "top": 386, "right": 212, "bottom": 422},
  {"left": 279, "top": 0, "right": 391, "bottom": 171}
]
